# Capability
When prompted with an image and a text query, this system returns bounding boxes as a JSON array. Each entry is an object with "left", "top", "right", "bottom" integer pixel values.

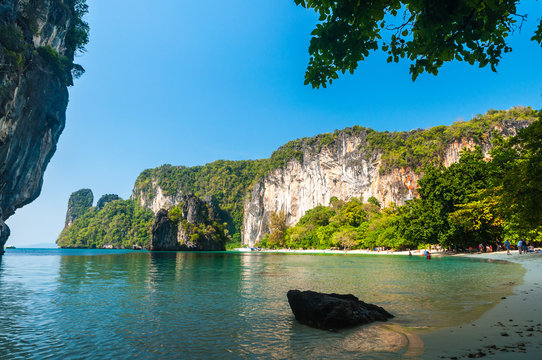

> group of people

[{"left": 503, "top": 239, "right": 533, "bottom": 255}]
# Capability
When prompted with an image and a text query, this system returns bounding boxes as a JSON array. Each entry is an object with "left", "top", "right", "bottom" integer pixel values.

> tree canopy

[{"left": 295, "top": 0, "right": 542, "bottom": 87}]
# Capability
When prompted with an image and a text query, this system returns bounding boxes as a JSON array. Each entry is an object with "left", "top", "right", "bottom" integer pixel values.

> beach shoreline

[
  {"left": 233, "top": 247, "right": 541, "bottom": 257},
  {"left": 421, "top": 252, "right": 542, "bottom": 359},
  {"left": 236, "top": 247, "right": 542, "bottom": 358}
]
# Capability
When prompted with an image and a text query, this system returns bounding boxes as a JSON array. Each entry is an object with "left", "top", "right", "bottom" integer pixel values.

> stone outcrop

[
  {"left": 242, "top": 119, "right": 531, "bottom": 247},
  {"left": 0, "top": 0, "right": 84, "bottom": 251},
  {"left": 134, "top": 182, "right": 181, "bottom": 214},
  {"left": 128, "top": 109, "right": 534, "bottom": 249},
  {"left": 287, "top": 290, "right": 394, "bottom": 330},
  {"left": 177, "top": 194, "right": 225, "bottom": 251},
  {"left": 149, "top": 194, "right": 227, "bottom": 251},
  {"left": 150, "top": 209, "right": 178, "bottom": 251},
  {"left": 65, "top": 189, "right": 93, "bottom": 226}
]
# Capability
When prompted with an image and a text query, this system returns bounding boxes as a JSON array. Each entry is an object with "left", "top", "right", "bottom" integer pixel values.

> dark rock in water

[
  {"left": 150, "top": 209, "right": 178, "bottom": 251},
  {"left": 0, "top": 222, "right": 10, "bottom": 256},
  {"left": 287, "top": 290, "right": 394, "bottom": 330}
]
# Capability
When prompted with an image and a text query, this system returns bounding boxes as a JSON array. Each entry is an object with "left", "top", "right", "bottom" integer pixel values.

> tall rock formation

[
  {"left": 149, "top": 194, "right": 227, "bottom": 251},
  {"left": 0, "top": 0, "right": 87, "bottom": 252},
  {"left": 241, "top": 115, "right": 534, "bottom": 247},
  {"left": 113, "top": 108, "right": 537, "bottom": 249},
  {"left": 150, "top": 209, "right": 178, "bottom": 251},
  {"left": 65, "top": 188, "right": 93, "bottom": 226}
]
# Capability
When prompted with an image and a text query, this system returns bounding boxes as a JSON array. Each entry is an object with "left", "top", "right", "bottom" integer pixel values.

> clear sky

[{"left": 7, "top": 0, "right": 542, "bottom": 247}]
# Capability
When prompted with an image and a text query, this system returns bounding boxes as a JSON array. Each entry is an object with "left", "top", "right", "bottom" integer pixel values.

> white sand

[
  {"left": 421, "top": 252, "right": 542, "bottom": 359},
  {"left": 235, "top": 248, "right": 542, "bottom": 358}
]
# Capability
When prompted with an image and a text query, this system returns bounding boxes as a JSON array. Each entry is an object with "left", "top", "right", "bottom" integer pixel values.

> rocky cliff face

[
  {"left": 133, "top": 181, "right": 181, "bottom": 214},
  {"left": 241, "top": 118, "right": 532, "bottom": 247},
  {"left": 149, "top": 194, "right": 227, "bottom": 251},
  {"left": 150, "top": 209, "right": 178, "bottom": 251},
  {"left": 128, "top": 108, "right": 535, "bottom": 249},
  {"left": 0, "top": 0, "right": 85, "bottom": 252}
]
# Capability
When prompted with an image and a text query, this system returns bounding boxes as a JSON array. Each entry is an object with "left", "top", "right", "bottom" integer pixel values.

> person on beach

[
  {"left": 522, "top": 240, "right": 528, "bottom": 254},
  {"left": 504, "top": 239, "right": 511, "bottom": 255},
  {"left": 517, "top": 239, "right": 523, "bottom": 254}
]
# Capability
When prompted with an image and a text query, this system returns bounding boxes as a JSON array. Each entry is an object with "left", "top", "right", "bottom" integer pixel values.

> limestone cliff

[
  {"left": 0, "top": 0, "right": 88, "bottom": 252},
  {"left": 150, "top": 209, "right": 178, "bottom": 251},
  {"left": 128, "top": 108, "right": 536, "bottom": 248},
  {"left": 241, "top": 114, "right": 534, "bottom": 247},
  {"left": 149, "top": 194, "right": 227, "bottom": 251}
]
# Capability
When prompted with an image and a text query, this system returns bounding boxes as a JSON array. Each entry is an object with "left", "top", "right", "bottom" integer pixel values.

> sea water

[{"left": 0, "top": 249, "right": 523, "bottom": 359}]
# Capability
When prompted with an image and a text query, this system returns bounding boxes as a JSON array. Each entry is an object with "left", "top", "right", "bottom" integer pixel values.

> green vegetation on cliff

[
  {"left": 65, "top": 188, "right": 93, "bottom": 225},
  {"left": 57, "top": 198, "right": 154, "bottom": 249},
  {"left": 60, "top": 108, "right": 538, "bottom": 249},
  {"left": 261, "top": 111, "right": 542, "bottom": 250},
  {"left": 133, "top": 108, "right": 535, "bottom": 243},
  {"left": 134, "top": 160, "right": 265, "bottom": 242},
  {"left": 366, "top": 106, "right": 536, "bottom": 173},
  {"left": 0, "top": 0, "right": 89, "bottom": 85}
]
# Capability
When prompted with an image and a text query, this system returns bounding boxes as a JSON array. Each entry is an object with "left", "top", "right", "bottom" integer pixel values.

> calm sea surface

[{"left": 0, "top": 249, "right": 523, "bottom": 359}]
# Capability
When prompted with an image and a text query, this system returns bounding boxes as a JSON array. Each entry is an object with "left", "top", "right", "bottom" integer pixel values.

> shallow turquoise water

[{"left": 0, "top": 249, "right": 523, "bottom": 359}]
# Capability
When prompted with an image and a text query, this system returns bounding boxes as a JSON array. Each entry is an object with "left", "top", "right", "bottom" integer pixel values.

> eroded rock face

[
  {"left": 241, "top": 121, "right": 530, "bottom": 247},
  {"left": 133, "top": 183, "right": 181, "bottom": 214},
  {"left": 150, "top": 209, "right": 178, "bottom": 251},
  {"left": 287, "top": 290, "right": 394, "bottom": 330},
  {"left": 149, "top": 194, "right": 227, "bottom": 251},
  {"left": 0, "top": 0, "right": 78, "bottom": 249},
  {"left": 177, "top": 194, "right": 226, "bottom": 251}
]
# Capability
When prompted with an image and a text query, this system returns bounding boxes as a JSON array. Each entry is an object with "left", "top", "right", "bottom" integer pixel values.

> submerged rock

[{"left": 287, "top": 290, "right": 394, "bottom": 330}]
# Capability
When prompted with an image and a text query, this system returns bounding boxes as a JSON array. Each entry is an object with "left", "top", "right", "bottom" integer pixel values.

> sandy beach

[
  {"left": 236, "top": 248, "right": 542, "bottom": 358},
  {"left": 421, "top": 251, "right": 542, "bottom": 359}
]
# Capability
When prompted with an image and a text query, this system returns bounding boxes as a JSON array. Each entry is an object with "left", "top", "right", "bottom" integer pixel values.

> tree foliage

[
  {"left": 133, "top": 108, "right": 534, "bottom": 246},
  {"left": 295, "top": 0, "right": 540, "bottom": 87},
  {"left": 268, "top": 211, "right": 288, "bottom": 248},
  {"left": 258, "top": 113, "right": 542, "bottom": 250},
  {"left": 66, "top": 188, "right": 93, "bottom": 225},
  {"left": 57, "top": 199, "right": 154, "bottom": 249}
]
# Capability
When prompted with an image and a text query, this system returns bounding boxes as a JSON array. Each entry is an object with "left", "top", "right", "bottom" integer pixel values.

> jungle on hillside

[
  {"left": 57, "top": 108, "right": 541, "bottom": 251},
  {"left": 261, "top": 110, "right": 542, "bottom": 250}
]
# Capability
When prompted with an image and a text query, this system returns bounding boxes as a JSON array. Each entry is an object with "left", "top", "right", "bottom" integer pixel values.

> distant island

[{"left": 57, "top": 107, "right": 541, "bottom": 251}]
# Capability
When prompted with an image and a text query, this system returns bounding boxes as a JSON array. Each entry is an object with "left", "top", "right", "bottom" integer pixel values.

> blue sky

[{"left": 7, "top": 0, "right": 542, "bottom": 247}]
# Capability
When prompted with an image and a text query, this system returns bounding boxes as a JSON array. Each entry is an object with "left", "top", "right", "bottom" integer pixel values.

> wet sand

[
  {"left": 422, "top": 252, "right": 542, "bottom": 359},
  {"left": 235, "top": 248, "right": 542, "bottom": 358}
]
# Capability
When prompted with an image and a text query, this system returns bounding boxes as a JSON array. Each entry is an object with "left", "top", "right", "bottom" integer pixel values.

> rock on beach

[{"left": 287, "top": 290, "right": 394, "bottom": 330}]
